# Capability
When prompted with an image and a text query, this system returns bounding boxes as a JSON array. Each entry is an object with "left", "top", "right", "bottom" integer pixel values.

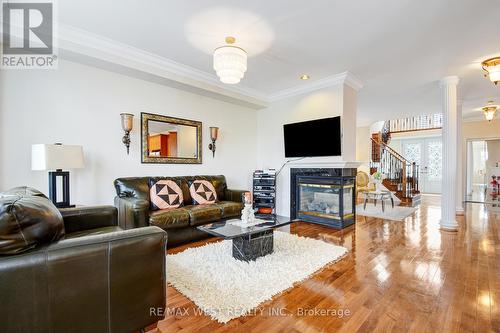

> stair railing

[
  {"left": 381, "top": 120, "right": 391, "bottom": 145},
  {"left": 370, "top": 138, "right": 419, "bottom": 198},
  {"left": 389, "top": 114, "right": 443, "bottom": 133}
]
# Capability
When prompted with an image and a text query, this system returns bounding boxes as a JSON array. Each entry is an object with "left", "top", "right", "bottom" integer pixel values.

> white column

[
  {"left": 341, "top": 84, "right": 358, "bottom": 161},
  {"left": 456, "top": 101, "right": 464, "bottom": 215},
  {"left": 440, "top": 76, "right": 460, "bottom": 231}
]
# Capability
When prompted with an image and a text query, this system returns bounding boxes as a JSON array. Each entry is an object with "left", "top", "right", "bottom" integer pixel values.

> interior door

[
  {"left": 402, "top": 137, "right": 442, "bottom": 194},
  {"left": 423, "top": 138, "right": 442, "bottom": 193}
]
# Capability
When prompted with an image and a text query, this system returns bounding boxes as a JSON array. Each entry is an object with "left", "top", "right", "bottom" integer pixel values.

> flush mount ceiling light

[
  {"left": 300, "top": 74, "right": 310, "bottom": 80},
  {"left": 481, "top": 57, "right": 500, "bottom": 85},
  {"left": 213, "top": 36, "right": 247, "bottom": 84},
  {"left": 482, "top": 101, "right": 498, "bottom": 121}
]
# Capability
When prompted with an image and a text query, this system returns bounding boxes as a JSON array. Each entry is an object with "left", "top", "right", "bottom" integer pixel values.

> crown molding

[
  {"left": 55, "top": 25, "right": 365, "bottom": 109},
  {"left": 57, "top": 25, "right": 269, "bottom": 108},
  {"left": 267, "top": 71, "right": 364, "bottom": 102},
  {"left": 343, "top": 72, "right": 364, "bottom": 91}
]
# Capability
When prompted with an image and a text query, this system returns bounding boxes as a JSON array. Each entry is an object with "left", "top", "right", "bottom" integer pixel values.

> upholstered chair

[{"left": 356, "top": 171, "right": 374, "bottom": 200}]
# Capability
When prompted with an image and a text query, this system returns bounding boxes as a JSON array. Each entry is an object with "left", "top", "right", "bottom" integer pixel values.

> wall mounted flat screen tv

[{"left": 283, "top": 116, "right": 341, "bottom": 157}]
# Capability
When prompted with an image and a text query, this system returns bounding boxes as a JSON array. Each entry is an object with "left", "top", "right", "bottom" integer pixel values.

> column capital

[
  {"left": 342, "top": 71, "right": 364, "bottom": 91},
  {"left": 440, "top": 76, "right": 460, "bottom": 87}
]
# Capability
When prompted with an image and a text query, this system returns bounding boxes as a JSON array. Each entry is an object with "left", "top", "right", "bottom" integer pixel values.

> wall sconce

[
  {"left": 120, "top": 113, "right": 134, "bottom": 154},
  {"left": 208, "top": 127, "right": 219, "bottom": 157}
]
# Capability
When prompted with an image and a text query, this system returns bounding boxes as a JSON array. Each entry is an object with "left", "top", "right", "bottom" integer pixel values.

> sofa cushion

[
  {"left": 216, "top": 201, "right": 243, "bottom": 219},
  {"left": 0, "top": 187, "right": 65, "bottom": 255},
  {"left": 188, "top": 180, "right": 218, "bottom": 205},
  {"left": 114, "top": 175, "right": 228, "bottom": 202},
  {"left": 192, "top": 176, "right": 227, "bottom": 201},
  {"left": 149, "top": 178, "right": 184, "bottom": 210},
  {"left": 184, "top": 205, "right": 221, "bottom": 226},
  {"left": 149, "top": 208, "right": 190, "bottom": 229}
]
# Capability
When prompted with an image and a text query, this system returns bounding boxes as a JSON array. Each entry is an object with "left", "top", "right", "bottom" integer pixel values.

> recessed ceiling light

[{"left": 300, "top": 74, "right": 310, "bottom": 80}]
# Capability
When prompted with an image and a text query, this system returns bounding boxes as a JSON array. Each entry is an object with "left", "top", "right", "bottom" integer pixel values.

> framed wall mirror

[{"left": 141, "top": 112, "right": 202, "bottom": 164}]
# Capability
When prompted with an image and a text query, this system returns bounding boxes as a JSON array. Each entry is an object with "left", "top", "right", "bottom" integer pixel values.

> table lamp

[{"left": 31, "top": 143, "right": 85, "bottom": 208}]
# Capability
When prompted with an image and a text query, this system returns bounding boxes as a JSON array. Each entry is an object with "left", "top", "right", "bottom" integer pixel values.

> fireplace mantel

[{"left": 288, "top": 160, "right": 365, "bottom": 169}]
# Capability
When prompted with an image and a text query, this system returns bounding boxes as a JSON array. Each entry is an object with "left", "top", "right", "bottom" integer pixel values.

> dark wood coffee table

[{"left": 197, "top": 215, "right": 292, "bottom": 262}]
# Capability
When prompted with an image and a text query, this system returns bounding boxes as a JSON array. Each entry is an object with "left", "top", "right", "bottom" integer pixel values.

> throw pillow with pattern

[
  {"left": 189, "top": 180, "right": 217, "bottom": 205},
  {"left": 149, "top": 179, "right": 184, "bottom": 210}
]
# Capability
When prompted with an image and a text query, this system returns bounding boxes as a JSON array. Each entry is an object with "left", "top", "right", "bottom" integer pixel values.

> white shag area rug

[
  {"left": 356, "top": 204, "right": 417, "bottom": 221},
  {"left": 167, "top": 231, "right": 347, "bottom": 323}
]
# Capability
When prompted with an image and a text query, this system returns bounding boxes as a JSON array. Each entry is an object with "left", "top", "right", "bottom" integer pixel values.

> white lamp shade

[
  {"left": 489, "top": 63, "right": 500, "bottom": 83},
  {"left": 213, "top": 46, "right": 247, "bottom": 84},
  {"left": 32, "top": 144, "right": 85, "bottom": 171}
]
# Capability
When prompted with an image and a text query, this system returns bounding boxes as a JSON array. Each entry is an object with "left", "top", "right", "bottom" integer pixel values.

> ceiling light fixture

[
  {"left": 481, "top": 57, "right": 500, "bottom": 85},
  {"left": 213, "top": 36, "right": 247, "bottom": 84},
  {"left": 482, "top": 101, "right": 498, "bottom": 121},
  {"left": 300, "top": 74, "right": 310, "bottom": 80}
]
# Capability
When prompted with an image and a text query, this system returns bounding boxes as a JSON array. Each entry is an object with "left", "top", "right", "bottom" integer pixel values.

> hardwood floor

[{"left": 155, "top": 196, "right": 499, "bottom": 333}]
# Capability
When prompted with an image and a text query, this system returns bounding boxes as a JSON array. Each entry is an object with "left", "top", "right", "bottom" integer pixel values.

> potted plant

[{"left": 371, "top": 172, "right": 386, "bottom": 193}]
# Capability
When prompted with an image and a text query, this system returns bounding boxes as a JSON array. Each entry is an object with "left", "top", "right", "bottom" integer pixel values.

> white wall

[
  {"left": 470, "top": 141, "right": 486, "bottom": 185},
  {"left": 486, "top": 140, "right": 500, "bottom": 168},
  {"left": 370, "top": 121, "right": 384, "bottom": 134},
  {"left": 342, "top": 86, "right": 358, "bottom": 161},
  {"left": 356, "top": 125, "right": 371, "bottom": 174},
  {"left": 0, "top": 60, "right": 258, "bottom": 205},
  {"left": 256, "top": 86, "right": 351, "bottom": 216},
  {"left": 462, "top": 119, "right": 500, "bottom": 198}
]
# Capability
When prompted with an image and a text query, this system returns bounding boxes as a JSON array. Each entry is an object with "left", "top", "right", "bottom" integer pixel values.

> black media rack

[{"left": 253, "top": 169, "right": 276, "bottom": 217}]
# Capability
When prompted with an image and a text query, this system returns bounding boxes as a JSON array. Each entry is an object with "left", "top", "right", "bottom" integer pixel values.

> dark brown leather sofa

[
  {"left": 0, "top": 187, "right": 167, "bottom": 333},
  {"left": 114, "top": 175, "right": 247, "bottom": 247}
]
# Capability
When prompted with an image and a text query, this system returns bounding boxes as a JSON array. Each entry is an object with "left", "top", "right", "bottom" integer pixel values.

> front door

[{"left": 402, "top": 137, "right": 442, "bottom": 194}]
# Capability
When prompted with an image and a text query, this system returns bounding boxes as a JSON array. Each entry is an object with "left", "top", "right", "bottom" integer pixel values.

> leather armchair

[{"left": 0, "top": 204, "right": 167, "bottom": 333}]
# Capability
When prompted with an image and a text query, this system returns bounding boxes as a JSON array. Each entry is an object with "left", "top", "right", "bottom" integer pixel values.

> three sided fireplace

[{"left": 290, "top": 168, "right": 356, "bottom": 229}]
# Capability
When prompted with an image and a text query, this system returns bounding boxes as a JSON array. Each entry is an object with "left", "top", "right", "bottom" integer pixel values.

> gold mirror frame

[{"left": 141, "top": 112, "right": 202, "bottom": 164}]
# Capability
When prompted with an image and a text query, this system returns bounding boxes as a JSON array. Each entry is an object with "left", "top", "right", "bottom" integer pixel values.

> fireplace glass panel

[
  {"left": 299, "top": 184, "right": 340, "bottom": 219},
  {"left": 291, "top": 169, "right": 356, "bottom": 229},
  {"left": 343, "top": 186, "right": 353, "bottom": 216}
]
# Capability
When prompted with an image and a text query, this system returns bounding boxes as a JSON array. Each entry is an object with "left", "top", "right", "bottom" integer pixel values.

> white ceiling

[{"left": 58, "top": 0, "right": 500, "bottom": 125}]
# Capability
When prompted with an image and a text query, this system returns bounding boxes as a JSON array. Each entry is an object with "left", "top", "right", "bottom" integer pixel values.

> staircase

[{"left": 370, "top": 122, "right": 421, "bottom": 206}]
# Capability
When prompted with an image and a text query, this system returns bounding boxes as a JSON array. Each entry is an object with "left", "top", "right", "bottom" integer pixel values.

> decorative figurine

[{"left": 241, "top": 192, "right": 255, "bottom": 225}]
